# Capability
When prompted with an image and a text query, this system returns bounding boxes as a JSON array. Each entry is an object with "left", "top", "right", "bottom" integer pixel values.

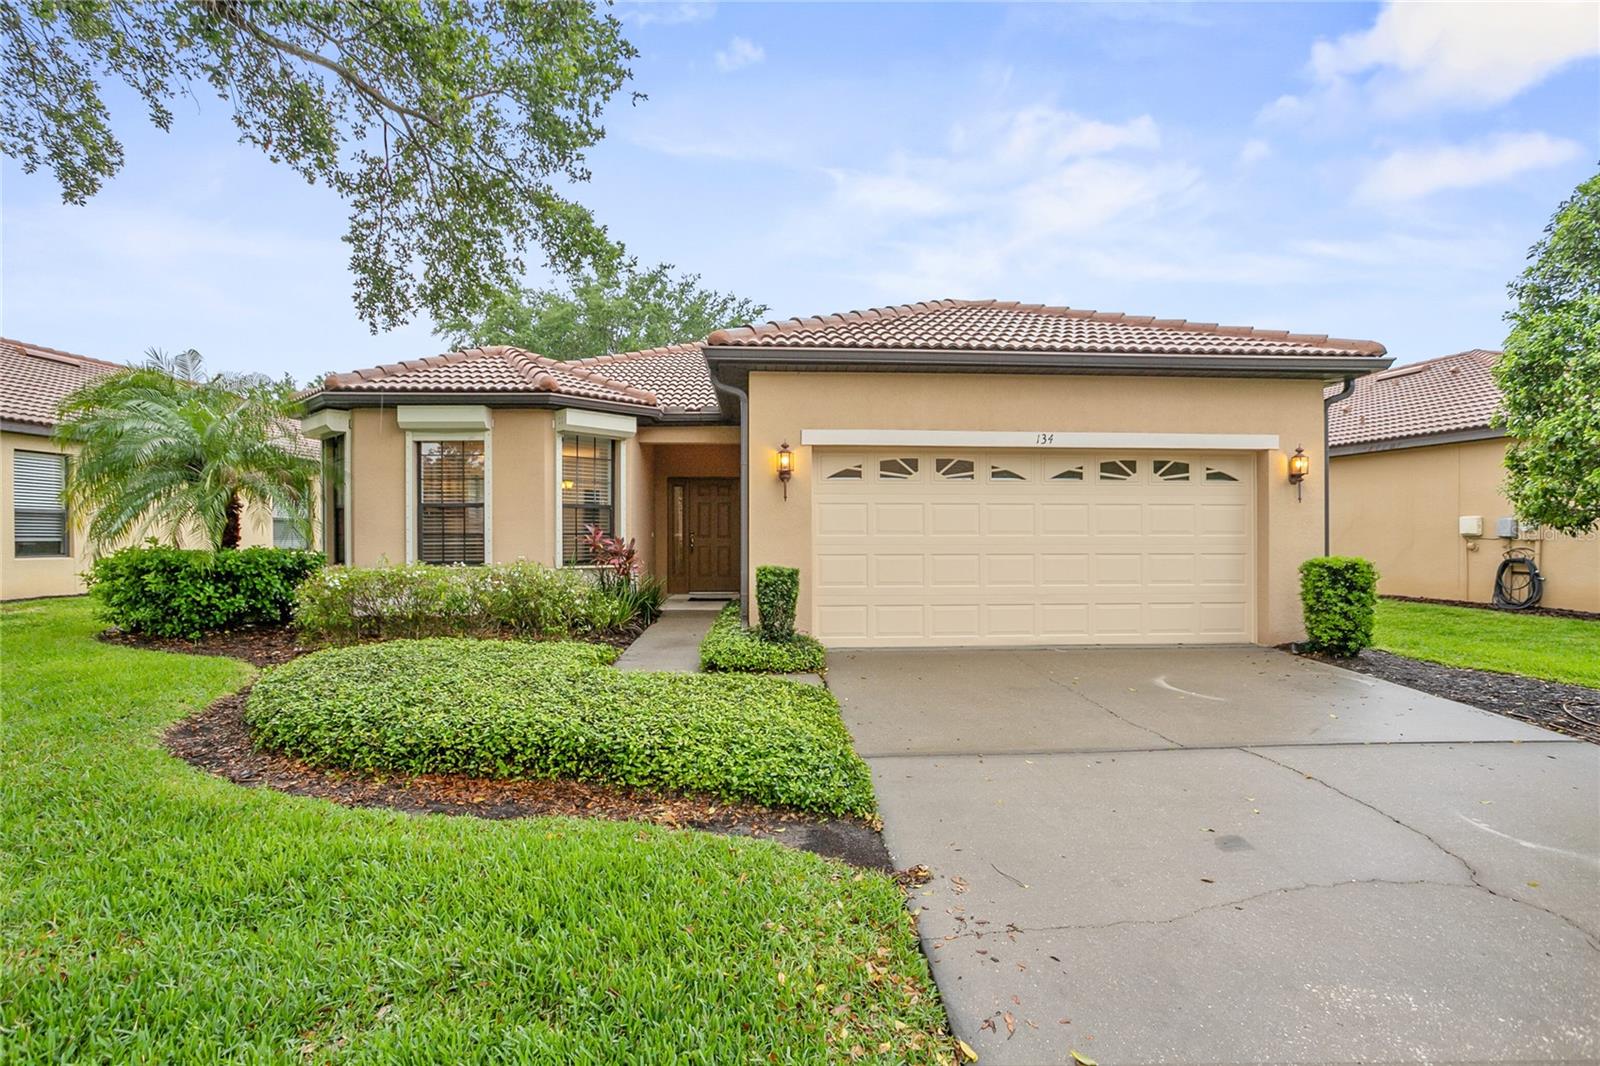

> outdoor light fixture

[
  {"left": 776, "top": 441, "right": 793, "bottom": 499},
  {"left": 561, "top": 478, "right": 575, "bottom": 491},
  {"left": 1288, "top": 444, "right": 1310, "bottom": 501}
]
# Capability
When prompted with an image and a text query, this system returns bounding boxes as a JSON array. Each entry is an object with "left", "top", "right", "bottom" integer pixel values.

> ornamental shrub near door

[
  {"left": 755, "top": 565, "right": 799, "bottom": 642},
  {"left": 1299, "top": 556, "right": 1379, "bottom": 656}
]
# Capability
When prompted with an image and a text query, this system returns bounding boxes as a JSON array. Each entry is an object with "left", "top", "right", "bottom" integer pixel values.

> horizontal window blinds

[
  {"left": 417, "top": 440, "right": 485, "bottom": 565},
  {"left": 14, "top": 451, "right": 68, "bottom": 555},
  {"left": 562, "top": 436, "right": 614, "bottom": 565}
]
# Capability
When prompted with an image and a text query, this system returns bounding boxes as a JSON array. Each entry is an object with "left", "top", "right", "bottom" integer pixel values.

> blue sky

[{"left": 3, "top": 1, "right": 1596, "bottom": 384}]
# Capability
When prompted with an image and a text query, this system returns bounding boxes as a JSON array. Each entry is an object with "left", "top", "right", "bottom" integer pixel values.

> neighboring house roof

[
  {"left": 1328, "top": 349, "right": 1503, "bottom": 450},
  {"left": 1, "top": 338, "right": 129, "bottom": 430},
  {"left": 706, "top": 299, "right": 1388, "bottom": 358},
  {"left": 318, "top": 345, "right": 662, "bottom": 410}
]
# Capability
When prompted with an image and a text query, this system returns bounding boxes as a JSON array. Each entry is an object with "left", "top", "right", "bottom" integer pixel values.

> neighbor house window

[
  {"left": 273, "top": 503, "right": 308, "bottom": 549},
  {"left": 417, "top": 440, "right": 485, "bottom": 565},
  {"left": 13, "top": 450, "right": 69, "bottom": 557},
  {"left": 561, "top": 435, "right": 614, "bottom": 565},
  {"left": 323, "top": 435, "right": 346, "bottom": 564}
]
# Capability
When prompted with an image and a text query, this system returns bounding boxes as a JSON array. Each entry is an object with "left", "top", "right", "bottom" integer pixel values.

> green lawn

[
  {"left": 0, "top": 599, "right": 948, "bottom": 1063},
  {"left": 1375, "top": 598, "right": 1600, "bottom": 688}
]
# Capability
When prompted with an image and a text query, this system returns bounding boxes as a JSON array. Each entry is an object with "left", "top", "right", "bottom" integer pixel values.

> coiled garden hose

[{"left": 1492, "top": 549, "right": 1544, "bottom": 610}]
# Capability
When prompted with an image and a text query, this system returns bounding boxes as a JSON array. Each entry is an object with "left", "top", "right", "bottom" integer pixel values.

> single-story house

[
  {"left": 0, "top": 338, "right": 317, "bottom": 601},
  {"left": 300, "top": 298, "right": 1392, "bottom": 647},
  {"left": 1329, "top": 348, "right": 1599, "bottom": 613}
]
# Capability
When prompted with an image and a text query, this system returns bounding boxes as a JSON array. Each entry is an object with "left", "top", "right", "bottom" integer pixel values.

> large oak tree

[{"left": 1, "top": 0, "right": 636, "bottom": 330}]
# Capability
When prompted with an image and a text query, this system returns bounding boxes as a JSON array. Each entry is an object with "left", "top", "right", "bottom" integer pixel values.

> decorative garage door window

[
  {"left": 1049, "top": 463, "right": 1084, "bottom": 481},
  {"left": 826, "top": 461, "right": 863, "bottom": 480},
  {"left": 879, "top": 457, "right": 919, "bottom": 480},
  {"left": 989, "top": 464, "right": 1027, "bottom": 481},
  {"left": 1204, "top": 465, "right": 1240, "bottom": 482},
  {"left": 1154, "top": 459, "right": 1191, "bottom": 482},
  {"left": 1099, "top": 458, "right": 1138, "bottom": 481},
  {"left": 936, "top": 458, "right": 975, "bottom": 480}
]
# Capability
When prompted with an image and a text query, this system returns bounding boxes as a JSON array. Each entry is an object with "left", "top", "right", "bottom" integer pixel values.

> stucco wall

[
  {"left": 1331, "top": 438, "right": 1599, "bottom": 613},
  {"left": 2, "top": 430, "right": 315, "bottom": 601},
  {"left": 745, "top": 372, "right": 1328, "bottom": 646}
]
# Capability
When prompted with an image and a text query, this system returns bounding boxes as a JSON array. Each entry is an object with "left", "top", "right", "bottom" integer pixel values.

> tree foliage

[
  {"left": 1495, "top": 172, "right": 1600, "bottom": 534},
  {"left": 55, "top": 348, "right": 320, "bottom": 552},
  {"left": 437, "top": 262, "right": 768, "bottom": 359},
  {"left": 0, "top": 1, "right": 636, "bottom": 331}
]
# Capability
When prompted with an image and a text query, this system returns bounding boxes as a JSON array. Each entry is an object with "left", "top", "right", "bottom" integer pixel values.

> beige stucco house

[
  {"left": 299, "top": 299, "right": 1392, "bottom": 647},
  {"left": 1329, "top": 348, "right": 1599, "bottom": 614},
  {"left": 0, "top": 338, "right": 316, "bottom": 601}
]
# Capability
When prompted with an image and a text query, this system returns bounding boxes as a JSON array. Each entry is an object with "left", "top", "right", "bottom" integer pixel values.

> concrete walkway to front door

[
  {"left": 613, "top": 596, "right": 725, "bottom": 672},
  {"left": 831, "top": 646, "right": 1600, "bottom": 1065}
]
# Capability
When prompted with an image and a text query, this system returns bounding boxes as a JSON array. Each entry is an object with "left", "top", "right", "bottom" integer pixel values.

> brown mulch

[
  {"left": 1383, "top": 594, "right": 1600, "bottom": 622},
  {"left": 99, "top": 621, "right": 647, "bottom": 669},
  {"left": 1304, "top": 648, "right": 1600, "bottom": 743},
  {"left": 164, "top": 690, "right": 894, "bottom": 871}
]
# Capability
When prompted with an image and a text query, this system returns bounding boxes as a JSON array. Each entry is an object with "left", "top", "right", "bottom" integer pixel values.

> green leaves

[
  {"left": 87, "top": 543, "right": 324, "bottom": 638},
  {"left": 1299, "top": 556, "right": 1379, "bottom": 657},
  {"left": 437, "top": 261, "right": 768, "bottom": 359},
  {"left": 700, "top": 601, "right": 827, "bottom": 674},
  {"left": 245, "top": 637, "right": 874, "bottom": 817},
  {"left": 54, "top": 348, "right": 320, "bottom": 553},
  {"left": 1496, "top": 172, "right": 1600, "bottom": 534},
  {"left": 1, "top": 1, "right": 636, "bottom": 330}
]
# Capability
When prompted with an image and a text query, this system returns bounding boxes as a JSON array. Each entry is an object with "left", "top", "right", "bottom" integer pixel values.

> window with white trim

[
  {"left": 562, "top": 435, "right": 615, "bottom": 565},
  {"left": 273, "top": 502, "right": 308, "bottom": 549},
  {"left": 13, "top": 450, "right": 69, "bottom": 557},
  {"left": 417, "top": 440, "right": 485, "bottom": 565}
]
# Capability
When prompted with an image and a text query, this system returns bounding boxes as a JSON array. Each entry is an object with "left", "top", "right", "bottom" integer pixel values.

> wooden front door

[{"left": 681, "top": 479, "right": 739, "bottom": 593}]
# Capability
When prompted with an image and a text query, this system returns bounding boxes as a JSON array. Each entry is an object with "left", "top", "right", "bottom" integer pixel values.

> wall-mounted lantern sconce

[
  {"left": 776, "top": 441, "right": 794, "bottom": 500},
  {"left": 1288, "top": 444, "right": 1310, "bottom": 501}
]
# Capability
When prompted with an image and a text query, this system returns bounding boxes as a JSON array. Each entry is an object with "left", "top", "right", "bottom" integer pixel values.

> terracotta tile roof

[
  {"left": 569, "top": 342, "right": 718, "bottom": 415},
  {"left": 1, "top": 338, "right": 129, "bottom": 428},
  {"left": 321, "top": 346, "right": 659, "bottom": 408},
  {"left": 707, "top": 298, "right": 1387, "bottom": 358},
  {"left": 1328, "top": 349, "right": 1503, "bottom": 448}
]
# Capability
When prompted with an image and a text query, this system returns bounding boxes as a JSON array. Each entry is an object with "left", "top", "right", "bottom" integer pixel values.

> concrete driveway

[{"left": 831, "top": 647, "right": 1600, "bottom": 1065}]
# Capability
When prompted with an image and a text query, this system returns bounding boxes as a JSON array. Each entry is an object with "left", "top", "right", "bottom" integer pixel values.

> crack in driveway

[{"left": 1012, "top": 653, "right": 1185, "bottom": 749}]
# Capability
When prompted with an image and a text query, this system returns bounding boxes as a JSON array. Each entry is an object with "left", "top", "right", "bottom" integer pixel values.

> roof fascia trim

[
  {"left": 1330, "top": 425, "right": 1506, "bottom": 456},
  {"left": 704, "top": 346, "right": 1395, "bottom": 380}
]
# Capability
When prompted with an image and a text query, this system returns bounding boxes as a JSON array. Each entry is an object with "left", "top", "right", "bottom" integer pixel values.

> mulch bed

[
  {"left": 100, "top": 621, "right": 647, "bottom": 669},
  {"left": 1304, "top": 648, "right": 1600, "bottom": 743},
  {"left": 1383, "top": 594, "right": 1600, "bottom": 622},
  {"left": 164, "top": 690, "right": 894, "bottom": 871}
]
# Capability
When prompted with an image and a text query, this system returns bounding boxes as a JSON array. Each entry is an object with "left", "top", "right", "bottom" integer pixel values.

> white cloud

[
  {"left": 714, "top": 36, "right": 765, "bottom": 72},
  {"left": 1303, "top": 1, "right": 1598, "bottom": 116},
  {"left": 617, "top": 2, "right": 715, "bottom": 27},
  {"left": 1237, "top": 138, "right": 1271, "bottom": 166},
  {"left": 1355, "top": 131, "right": 1583, "bottom": 204}
]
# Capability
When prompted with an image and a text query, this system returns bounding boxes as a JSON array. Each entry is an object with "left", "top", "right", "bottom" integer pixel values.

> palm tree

[{"left": 55, "top": 348, "right": 319, "bottom": 553}]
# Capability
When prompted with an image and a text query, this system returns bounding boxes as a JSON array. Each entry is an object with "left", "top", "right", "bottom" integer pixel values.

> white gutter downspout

[
  {"left": 711, "top": 377, "right": 752, "bottom": 624},
  {"left": 1323, "top": 375, "right": 1356, "bottom": 555}
]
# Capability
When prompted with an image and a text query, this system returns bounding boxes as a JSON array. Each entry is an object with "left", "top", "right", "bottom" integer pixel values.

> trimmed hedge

[
  {"left": 293, "top": 561, "right": 619, "bottom": 642},
  {"left": 700, "top": 601, "right": 827, "bottom": 674},
  {"left": 245, "top": 638, "right": 872, "bottom": 817},
  {"left": 1300, "top": 556, "right": 1379, "bottom": 656},
  {"left": 88, "top": 544, "right": 323, "bottom": 639},
  {"left": 755, "top": 565, "right": 799, "bottom": 642}
]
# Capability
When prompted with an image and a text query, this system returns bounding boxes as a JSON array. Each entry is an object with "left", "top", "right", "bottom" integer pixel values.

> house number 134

[{"left": 1035, "top": 433, "right": 1055, "bottom": 445}]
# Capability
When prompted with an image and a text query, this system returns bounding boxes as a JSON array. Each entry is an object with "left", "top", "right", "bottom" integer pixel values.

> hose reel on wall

[{"left": 1492, "top": 547, "right": 1544, "bottom": 610}]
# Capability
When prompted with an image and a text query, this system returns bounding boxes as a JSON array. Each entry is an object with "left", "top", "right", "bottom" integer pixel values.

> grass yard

[
  {"left": 0, "top": 598, "right": 948, "bottom": 1063},
  {"left": 1375, "top": 598, "right": 1600, "bottom": 688}
]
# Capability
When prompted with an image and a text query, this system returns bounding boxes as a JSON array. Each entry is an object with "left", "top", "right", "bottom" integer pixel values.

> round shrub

[
  {"left": 245, "top": 639, "right": 875, "bottom": 818},
  {"left": 1299, "top": 556, "right": 1379, "bottom": 656}
]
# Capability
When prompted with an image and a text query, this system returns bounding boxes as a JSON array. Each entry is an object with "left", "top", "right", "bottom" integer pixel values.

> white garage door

[{"left": 811, "top": 448, "right": 1255, "bottom": 646}]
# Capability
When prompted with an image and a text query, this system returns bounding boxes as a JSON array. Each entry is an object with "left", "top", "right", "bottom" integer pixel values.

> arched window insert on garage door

[
  {"left": 1154, "top": 459, "right": 1191, "bottom": 482},
  {"left": 1099, "top": 458, "right": 1138, "bottom": 481},
  {"left": 878, "top": 457, "right": 919, "bottom": 480},
  {"left": 935, "top": 458, "right": 975, "bottom": 481}
]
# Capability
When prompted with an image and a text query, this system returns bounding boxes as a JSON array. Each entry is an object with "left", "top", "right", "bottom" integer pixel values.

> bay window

[
  {"left": 417, "top": 440, "right": 485, "bottom": 565},
  {"left": 561, "top": 435, "right": 615, "bottom": 565}
]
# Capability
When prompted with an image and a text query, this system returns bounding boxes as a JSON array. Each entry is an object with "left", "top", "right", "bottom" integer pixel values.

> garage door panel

[{"left": 813, "top": 448, "right": 1254, "bottom": 646}]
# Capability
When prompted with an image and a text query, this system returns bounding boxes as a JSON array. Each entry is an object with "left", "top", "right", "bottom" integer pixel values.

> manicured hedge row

[
  {"left": 246, "top": 638, "right": 873, "bottom": 817},
  {"left": 293, "top": 561, "right": 617, "bottom": 642},
  {"left": 1300, "top": 556, "right": 1379, "bottom": 656},
  {"left": 700, "top": 601, "right": 827, "bottom": 674},
  {"left": 88, "top": 544, "right": 323, "bottom": 639}
]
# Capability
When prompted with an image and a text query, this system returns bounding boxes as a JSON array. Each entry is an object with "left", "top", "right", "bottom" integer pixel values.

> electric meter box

[
  {"left": 1458, "top": 515, "right": 1484, "bottom": 537},
  {"left": 1495, "top": 516, "right": 1520, "bottom": 539}
]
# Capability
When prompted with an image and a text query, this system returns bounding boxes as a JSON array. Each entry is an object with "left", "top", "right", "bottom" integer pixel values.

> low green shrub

[
  {"left": 1300, "top": 556, "right": 1379, "bottom": 656},
  {"left": 294, "top": 561, "right": 625, "bottom": 642},
  {"left": 87, "top": 543, "right": 323, "bottom": 638},
  {"left": 700, "top": 601, "right": 827, "bottom": 674},
  {"left": 755, "top": 565, "right": 800, "bottom": 641},
  {"left": 246, "top": 638, "right": 873, "bottom": 817}
]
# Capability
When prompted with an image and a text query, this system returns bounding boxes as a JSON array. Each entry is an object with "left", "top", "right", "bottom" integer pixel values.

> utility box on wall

[
  {"left": 1495, "top": 516, "right": 1520, "bottom": 539},
  {"left": 1459, "top": 515, "right": 1483, "bottom": 538}
]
